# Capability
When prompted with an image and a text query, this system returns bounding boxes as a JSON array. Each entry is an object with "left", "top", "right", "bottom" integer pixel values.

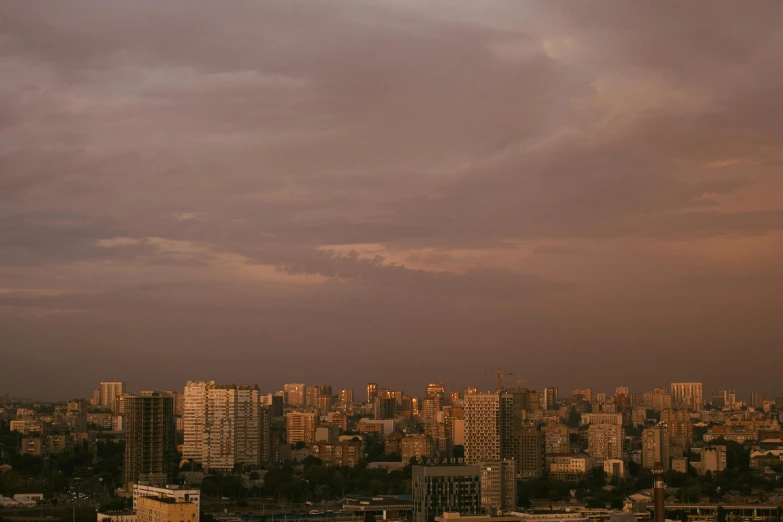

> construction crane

[{"left": 460, "top": 368, "right": 514, "bottom": 392}]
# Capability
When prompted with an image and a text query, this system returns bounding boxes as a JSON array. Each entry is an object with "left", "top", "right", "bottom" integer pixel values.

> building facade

[
  {"left": 412, "top": 465, "right": 481, "bottom": 522},
  {"left": 123, "top": 394, "right": 176, "bottom": 489}
]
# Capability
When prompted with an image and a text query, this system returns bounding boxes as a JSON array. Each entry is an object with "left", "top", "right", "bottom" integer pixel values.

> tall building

[
  {"left": 100, "top": 382, "right": 127, "bottom": 412},
  {"left": 367, "top": 383, "right": 378, "bottom": 404},
  {"left": 427, "top": 382, "right": 446, "bottom": 400},
  {"left": 375, "top": 397, "right": 397, "bottom": 420},
  {"left": 517, "top": 425, "right": 543, "bottom": 479},
  {"left": 480, "top": 459, "right": 516, "bottom": 514},
  {"left": 402, "top": 435, "right": 433, "bottom": 463},
  {"left": 587, "top": 424, "right": 623, "bottom": 465},
  {"left": 750, "top": 392, "right": 765, "bottom": 409},
  {"left": 642, "top": 426, "right": 670, "bottom": 471},
  {"left": 203, "top": 385, "right": 260, "bottom": 470},
  {"left": 572, "top": 389, "right": 593, "bottom": 402},
  {"left": 644, "top": 388, "right": 672, "bottom": 412},
  {"left": 182, "top": 381, "right": 262, "bottom": 471},
  {"left": 286, "top": 411, "right": 318, "bottom": 444},
  {"left": 283, "top": 384, "right": 306, "bottom": 407},
  {"left": 464, "top": 391, "right": 523, "bottom": 466},
  {"left": 123, "top": 393, "right": 176, "bottom": 488},
  {"left": 420, "top": 396, "right": 441, "bottom": 424},
  {"left": 670, "top": 382, "right": 703, "bottom": 411},
  {"left": 412, "top": 465, "right": 481, "bottom": 522},
  {"left": 339, "top": 389, "right": 354, "bottom": 404},
  {"left": 543, "top": 387, "right": 558, "bottom": 410},
  {"left": 260, "top": 406, "right": 272, "bottom": 464}
]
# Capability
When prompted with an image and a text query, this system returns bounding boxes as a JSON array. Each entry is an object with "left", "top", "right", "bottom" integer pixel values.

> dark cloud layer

[{"left": 1, "top": 1, "right": 782, "bottom": 400}]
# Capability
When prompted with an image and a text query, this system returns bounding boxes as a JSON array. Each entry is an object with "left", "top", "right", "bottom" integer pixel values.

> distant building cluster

[{"left": 2, "top": 378, "right": 783, "bottom": 521}]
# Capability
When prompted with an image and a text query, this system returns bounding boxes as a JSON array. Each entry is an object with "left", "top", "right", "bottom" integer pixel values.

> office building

[
  {"left": 751, "top": 392, "right": 765, "bottom": 409},
  {"left": 286, "top": 411, "right": 318, "bottom": 444},
  {"left": 100, "top": 382, "right": 127, "bottom": 412},
  {"left": 427, "top": 382, "right": 446, "bottom": 400},
  {"left": 670, "top": 383, "right": 703, "bottom": 412},
  {"left": 412, "top": 465, "right": 481, "bottom": 522},
  {"left": 480, "top": 459, "right": 516, "bottom": 514},
  {"left": 123, "top": 394, "right": 176, "bottom": 489},
  {"left": 547, "top": 453, "right": 592, "bottom": 482},
  {"left": 604, "top": 459, "right": 624, "bottom": 480},
  {"left": 420, "top": 396, "right": 441, "bottom": 425},
  {"left": 283, "top": 384, "right": 306, "bottom": 407},
  {"left": 642, "top": 426, "right": 670, "bottom": 471}
]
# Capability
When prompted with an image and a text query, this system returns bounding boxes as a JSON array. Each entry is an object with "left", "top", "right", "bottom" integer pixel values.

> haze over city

[{"left": 2, "top": 1, "right": 783, "bottom": 400}]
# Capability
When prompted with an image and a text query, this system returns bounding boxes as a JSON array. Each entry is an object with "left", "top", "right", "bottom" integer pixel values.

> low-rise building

[
  {"left": 136, "top": 497, "right": 197, "bottom": 522},
  {"left": 309, "top": 441, "right": 363, "bottom": 467},
  {"left": 546, "top": 453, "right": 592, "bottom": 482}
]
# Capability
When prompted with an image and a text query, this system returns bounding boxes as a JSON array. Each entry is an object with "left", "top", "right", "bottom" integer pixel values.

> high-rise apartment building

[
  {"left": 644, "top": 388, "right": 672, "bottom": 412},
  {"left": 412, "top": 466, "right": 481, "bottom": 522},
  {"left": 480, "top": 459, "right": 516, "bottom": 514},
  {"left": 420, "top": 396, "right": 441, "bottom": 425},
  {"left": 375, "top": 397, "right": 398, "bottom": 420},
  {"left": 543, "top": 387, "right": 558, "bottom": 411},
  {"left": 464, "top": 393, "right": 501, "bottom": 465},
  {"left": 123, "top": 393, "right": 176, "bottom": 488},
  {"left": 203, "top": 385, "right": 260, "bottom": 470},
  {"left": 183, "top": 381, "right": 262, "bottom": 470},
  {"left": 750, "top": 392, "right": 765, "bottom": 409},
  {"left": 587, "top": 424, "right": 623, "bottom": 465},
  {"left": 367, "top": 383, "right": 378, "bottom": 404},
  {"left": 284, "top": 384, "right": 306, "bottom": 407},
  {"left": 670, "top": 382, "right": 703, "bottom": 411},
  {"left": 286, "top": 411, "right": 318, "bottom": 444},
  {"left": 642, "top": 426, "right": 670, "bottom": 471},
  {"left": 100, "top": 382, "right": 127, "bottom": 412},
  {"left": 339, "top": 389, "right": 354, "bottom": 404}
]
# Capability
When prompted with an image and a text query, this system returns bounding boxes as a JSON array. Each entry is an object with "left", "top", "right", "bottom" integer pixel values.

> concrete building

[
  {"left": 412, "top": 465, "right": 481, "bottom": 522},
  {"left": 132, "top": 484, "right": 200, "bottom": 516},
  {"left": 542, "top": 424, "right": 570, "bottom": 454},
  {"left": 183, "top": 381, "right": 262, "bottom": 470},
  {"left": 310, "top": 440, "right": 363, "bottom": 467},
  {"left": 97, "top": 512, "right": 136, "bottom": 522},
  {"left": 480, "top": 459, "right": 516, "bottom": 514},
  {"left": 464, "top": 392, "right": 522, "bottom": 466},
  {"left": 697, "top": 446, "right": 727, "bottom": 475},
  {"left": 547, "top": 453, "right": 592, "bottom": 482},
  {"left": 587, "top": 424, "right": 623, "bottom": 465},
  {"left": 286, "top": 411, "right": 318, "bottom": 444},
  {"left": 123, "top": 394, "right": 176, "bottom": 489},
  {"left": 136, "top": 496, "right": 197, "bottom": 522},
  {"left": 403, "top": 435, "right": 434, "bottom": 463},
  {"left": 543, "top": 387, "right": 558, "bottom": 411},
  {"left": 603, "top": 459, "right": 624, "bottom": 480},
  {"left": 571, "top": 389, "right": 593, "bottom": 402},
  {"left": 581, "top": 413, "right": 623, "bottom": 427},
  {"left": 375, "top": 396, "right": 398, "bottom": 420},
  {"left": 283, "top": 384, "right": 306, "bottom": 407},
  {"left": 517, "top": 425, "right": 543, "bottom": 479},
  {"left": 642, "top": 426, "right": 670, "bottom": 470},
  {"left": 670, "top": 383, "right": 703, "bottom": 412},
  {"left": 367, "top": 383, "right": 378, "bottom": 404},
  {"left": 643, "top": 388, "right": 672, "bottom": 412},
  {"left": 100, "top": 382, "right": 127, "bottom": 412},
  {"left": 339, "top": 389, "right": 354, "bottom": 404}
]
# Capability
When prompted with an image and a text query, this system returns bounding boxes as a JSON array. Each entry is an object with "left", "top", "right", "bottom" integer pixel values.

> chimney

[{"left": 653, "top": 461, "right": 665, "bottom": 522}]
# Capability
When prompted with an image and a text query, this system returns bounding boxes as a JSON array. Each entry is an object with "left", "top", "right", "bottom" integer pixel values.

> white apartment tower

[
  {"left": 182, "top": 381, "right": 261, "bottom": 471},
  {"left": 100, "top": 381, "right": 127, "bottom": 412}
]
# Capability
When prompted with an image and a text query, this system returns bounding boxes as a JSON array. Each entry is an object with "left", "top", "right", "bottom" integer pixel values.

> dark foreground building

[
  {"left": 124, "top": 393, "right": 176, "bottom": 489},
  {"left": 412, "top": 465, "right": 481, "bottom": 522}
]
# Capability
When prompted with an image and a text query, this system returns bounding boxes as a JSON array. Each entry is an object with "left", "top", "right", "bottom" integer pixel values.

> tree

[
  {"left": 717, "top": 506, "right": 727, "bottom": 522},
  {"left": 364, "top": 513, "right": 377, "bottom": 522},
  {"left": 249, "top": 471, "right": 260, "bottom": 481}
]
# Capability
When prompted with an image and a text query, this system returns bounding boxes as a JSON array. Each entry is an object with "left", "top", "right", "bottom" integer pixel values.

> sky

[{"left": 1, "top": 1, "right": 782, "bottom": 401}]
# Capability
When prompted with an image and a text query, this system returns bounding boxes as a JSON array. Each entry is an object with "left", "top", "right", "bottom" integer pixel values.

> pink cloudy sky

[{"left": 1, "top": 1, "right": 782, "bottom": 400}]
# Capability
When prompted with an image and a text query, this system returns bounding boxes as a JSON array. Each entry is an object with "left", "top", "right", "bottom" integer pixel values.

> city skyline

[{"left": 3, "top": 1, "right": 783, "bottom": 399}]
